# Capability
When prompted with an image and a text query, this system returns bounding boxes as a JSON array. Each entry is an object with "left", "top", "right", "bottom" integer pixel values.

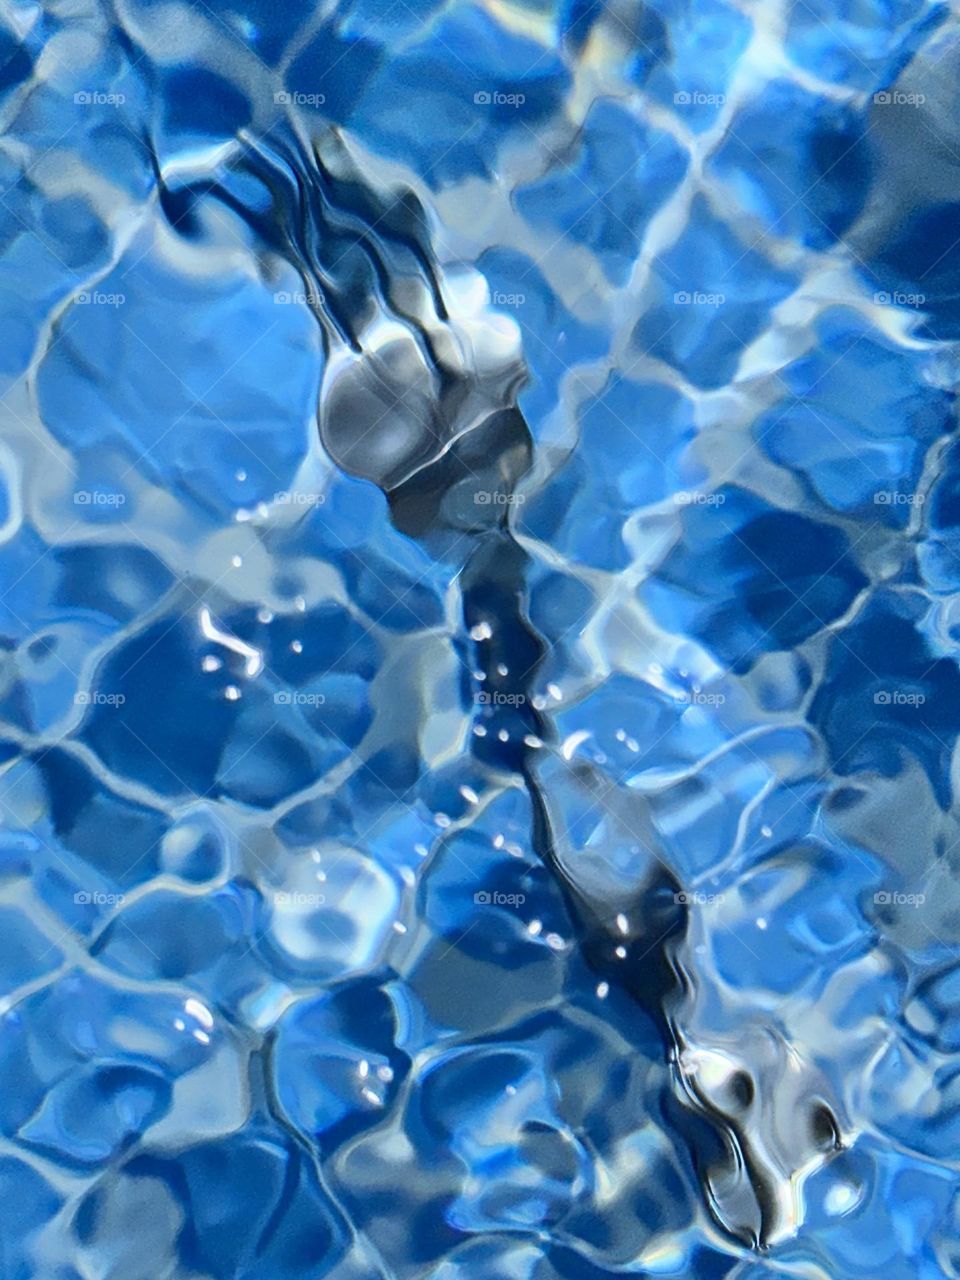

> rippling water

[{"left": 2, "top": 0, "right": 960, "bottom": 1276}]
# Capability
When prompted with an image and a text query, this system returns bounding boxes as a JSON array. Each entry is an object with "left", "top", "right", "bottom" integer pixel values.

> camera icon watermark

[
  {"left": 75, "top": 691, "right": 125, "bottom": 707},
  {"left": 274, "top": 90, "right": 326, "bottom": 106},
  {"left": 474, "top": 889, "right": 526, "bottom": 906},
  {"left": 75, "top": 291, "right": 125, "bottom": 307},
  {"left": 274, "top": 690, "right": 326, "bottom": 706},
  {"left": 673, "top": 290, "right": 725, "bottom": 307},
  {"left": 74, "top": 490, "right": 126, "bottom": 507},
  {"left": 274, "top": 891, "right": 326, "bottom": 908},
  {"left": 74, "top": 90, "right": 125, "bottom": 106},
  {"left": 873, "top": 290, "right": 925, "bottom": 307},
  {"left": 274, "top": 290, "right": 323, "bottom": 306},
  {"left": 874, "top": 491, "right": 923, "bottom": 505},
  {"left": 273, "top": 491, "right": 325, "bottom": 507},
  {"left": 476, "top": 691, "right": 526, "bottom": 706},
  {"left": 673, "top": 90, "right": 726, "bottom": 106},
  {"left": 474, "top": 490, "right": 525, "bottom": 505},
  {"left": 674, "top": 491, "right": 726, "bottom": 507},
  {"left": 873, "top": 90, "right": 925, "bottom": 106},
  {"left": 873, "top": 690, "right": 926, "bottom": 706},
  {"left": 474, "top": 90, "right": 526, "bottom": 107}
]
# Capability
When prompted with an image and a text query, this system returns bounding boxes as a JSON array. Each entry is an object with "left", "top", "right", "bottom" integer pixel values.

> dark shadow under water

[{"left": 154, "top": 120, "right": 845, "bottom": 1254}]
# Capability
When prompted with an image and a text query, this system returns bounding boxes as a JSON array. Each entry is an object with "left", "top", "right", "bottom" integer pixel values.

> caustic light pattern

[{"left": 0, "top": 0, "right": 959, "bottom": 1277}]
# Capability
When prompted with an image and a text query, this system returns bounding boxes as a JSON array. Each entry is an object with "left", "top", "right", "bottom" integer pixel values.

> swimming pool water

[{"left": 1, "top": 0, "right": 959, "bottom": 1276}]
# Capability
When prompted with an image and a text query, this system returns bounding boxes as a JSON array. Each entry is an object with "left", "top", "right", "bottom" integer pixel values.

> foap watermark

[
  {"left": 474, "top": 90, "right": 525, "bottom": 107},
  {"left": 75, "top": 691, "right": 125, "bottom": 707},
  {"left": 475, "top": 490, "right": 525, "bottom": 506},
  {"left": 74, "top": 90, "right": 125, "bottom": 106},
  {"left": 874, "top": 491, "right": 923, "bottom": 506},
  {"left": 274, "top": 891, "right": 326, "bottom": 908},
  {"left": 492, "top": 290, "right": 526, "bottom": 306},
  {"left": 674, "top": 290, "right": 725, "bottom": 307},
  {"left": 75, "top": 490, "right": 126, "bottom": 507},
  {"left": 476, "top": 691, "right": 526, "bottom": 706},
  {"left": 874, "top": 291, "right": 925, "bottom": 308},
  {"left": 674, "top": 491, "right": 726, "bottom": 507},
  {"left": 76, "top": 291, "right": 125, "bottom": 307},
  {"left": 874, "top": 890, "right": 925, "bottom": 907},
  {"left": 674, "top": 90, "right": 726, "bottom": 106},
  {"left": 873, "top": 90, "right": 925, "bottom": 106},
  {"left": 274, "top": 491, "right": 325, "bottom": 507},
  {"left": 474, "top": 890, "right": 526, "bottom": 906},
  {"left": 274, "top": 90, "right": 326, "bottom": 106},
  {"left": 874, "top": 690, "right": 926, "bottom": 706},
  {"left": 75, "top": 890, "right": 125, "bottom": 906},
  {"left": 675, "top": 890, "right": 726, "bottom": 906},
  {"left": 275, "top": 691, "right": 326, "bottom": 706},
  {"left": 681, "top": 689, "right": 726, "bottom": 707},
  {"left": 274, "top": 290, "right": 323, "bottom": 306}
]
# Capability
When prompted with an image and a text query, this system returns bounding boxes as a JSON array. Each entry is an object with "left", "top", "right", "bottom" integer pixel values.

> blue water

[{"left": 1, "top": 0, "right": 959, "bottom": 1276}]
